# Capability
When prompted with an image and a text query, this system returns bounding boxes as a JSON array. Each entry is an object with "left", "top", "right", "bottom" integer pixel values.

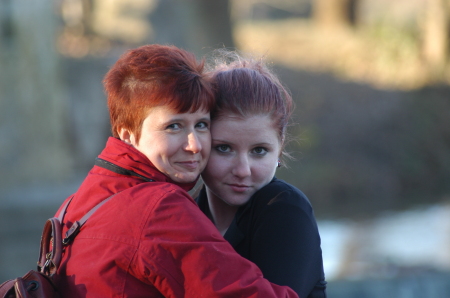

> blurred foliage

[
  {"left": 275, "top": 66, "right": 450, "bottom": 219},
  {"left": 231, "top": 0, "right": 450, "bottom": 218},
  {"left": 2, "top": 0, "right": 449, "bottom": 220},
  {"left": 2, "top": 0, "right": 450, "bottom": 287},
  {"left": 234, "top": 19, "right": 440, "bottom": 90}
]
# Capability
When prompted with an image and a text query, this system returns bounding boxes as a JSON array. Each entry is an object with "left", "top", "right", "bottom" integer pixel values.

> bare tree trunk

[
  {"left": 0, "top": 0, "right": 73, "bottom": 191},
  {"left": 150, "top": 0, "right": 235, "bottom": 55},
  {"left": 194, "top": 0, "right": 235, "bottom": 50},
  {"left": 422, "top": 0, "right": 449, "bottom": 70},
  {"left": 312, "top": 0, "right": 358, "bottom": 28}
]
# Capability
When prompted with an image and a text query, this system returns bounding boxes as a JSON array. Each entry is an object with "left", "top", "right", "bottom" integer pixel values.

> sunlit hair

[
  {"left": 104, "top": 44, "right": 215, "bottom": 143},
  {"left": 207, "top": 50, "right": 294, "bottom": 160}
]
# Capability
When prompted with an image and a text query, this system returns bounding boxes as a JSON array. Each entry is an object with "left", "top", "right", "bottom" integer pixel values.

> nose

[
  {"left": 184, "top": 132, "right": 202, "bottom": 154},
  {"left": 231, "top": 155, "right": 251, "bottom": 178}
]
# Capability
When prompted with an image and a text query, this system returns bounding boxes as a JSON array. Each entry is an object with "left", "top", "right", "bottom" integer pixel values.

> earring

[{"left": 277, "top": 160, "right": 281, "bottom": 168}]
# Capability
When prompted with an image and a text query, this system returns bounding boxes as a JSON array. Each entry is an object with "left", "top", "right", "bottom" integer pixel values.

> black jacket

[{"left": 196, "top": 178, "right": 327, "bottom": 298}]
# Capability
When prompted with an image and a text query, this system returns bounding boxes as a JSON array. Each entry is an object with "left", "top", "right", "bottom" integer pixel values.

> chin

[
  {"left": 172, "top": 173, "right": 199, "bottom": 184},
  {"left": 224, "top": 197, "right": 250, "bottom": 207}
]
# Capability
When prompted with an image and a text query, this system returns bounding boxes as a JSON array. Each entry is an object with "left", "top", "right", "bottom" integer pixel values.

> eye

[
  {"left": 215, "top": 144, "right": 231, "bottom": 153},
  {"left": 196, "top": 121, "right": 209, "bottom": 130},
  {"left": 252, "top": 147, "right": 268, "bottom": 156},
  {"left": 166, "top": 123, "right": 181, "bottom": 131}
]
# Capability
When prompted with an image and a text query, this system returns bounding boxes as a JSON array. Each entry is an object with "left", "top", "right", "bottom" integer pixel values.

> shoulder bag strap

[
  {"left": 62, "top": 192, "right": 118, "bottom": 245},
  {"left": 37, "top": 199, "right": 72, "bottom": 274},
  {"left": 38, "top": 158, "right": 155, "bottom": 276},
  {"left": 38, "top": 193, "right": 118, "bottom": 275},
  {"left": 56, "top": 196, "right": 73, "bottom": 222},
  {"left": 60, "top": 157, "right": 155, "bottom": 244}
]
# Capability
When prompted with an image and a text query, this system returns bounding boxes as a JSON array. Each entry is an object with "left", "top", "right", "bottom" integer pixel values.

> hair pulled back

[{"left": 208, "top": 51, "right": 293, "bottom": 152}]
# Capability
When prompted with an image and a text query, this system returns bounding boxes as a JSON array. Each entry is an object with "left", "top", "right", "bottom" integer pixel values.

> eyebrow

[
  {"left": 252, "top": 142, "right": 276, "bottom": 147},
  {"left": 160, "top": 117, "right": 210, "bottom": 126},
  {"left": 211, "top": 138, "right": 231, "bottom": 143},
  {"left": 211, "top": 139, "right": 275, "bottom": 147}
]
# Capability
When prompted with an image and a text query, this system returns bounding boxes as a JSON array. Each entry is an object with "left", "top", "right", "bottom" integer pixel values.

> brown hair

[
  {"left": 208, "top": 51, "right": 293, "bottom": 155},
  {"left": 104, "top": 44, "right": 215, "bottom": 143}
]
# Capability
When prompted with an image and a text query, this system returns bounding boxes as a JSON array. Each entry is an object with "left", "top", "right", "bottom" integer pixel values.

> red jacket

[{"left": 54, "top": 137, "right": 298, "bottom": 298}]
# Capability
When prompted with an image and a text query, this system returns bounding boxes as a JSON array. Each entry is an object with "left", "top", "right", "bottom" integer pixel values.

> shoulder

[
  {"left": 129, "top": 181, "right": 191, "bottom": 197},
  {"left": 242, "top": 178, "right": 321, "bottom": 244},
  {"left": 250, "top": 178, "right": 313, "bottom": 213},
  {"left": 118, "top": 182, "right": 218, "bottom": 243},
  {"left": 110, "top": 182, "right": 196, "bottom": 223}
]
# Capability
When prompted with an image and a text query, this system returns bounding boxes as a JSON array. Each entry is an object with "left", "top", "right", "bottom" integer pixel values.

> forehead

[
  {"left": 145, "top": 105, "right": 209, "bottom": 119},
  {"left": 211, "top": 114, "right": 280, "bottom": 144}
]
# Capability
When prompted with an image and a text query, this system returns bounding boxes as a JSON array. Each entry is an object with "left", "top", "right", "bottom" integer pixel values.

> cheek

[
  {"left": 199, "top": 134, "right": 211, "bottom": 156},
  {"left": 150, "top": 137, "right": 177, "bottom": 161},
  {"left": 203, "top": 153, "right": 228, "bottom": 179},
  {"left": 254, "top": 161, "right": 277, "bottom": 183}
]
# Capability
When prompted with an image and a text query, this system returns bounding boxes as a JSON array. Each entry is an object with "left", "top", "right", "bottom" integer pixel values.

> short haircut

[{"left": 104, "top": 44, "right": 215, "bottom": 142}]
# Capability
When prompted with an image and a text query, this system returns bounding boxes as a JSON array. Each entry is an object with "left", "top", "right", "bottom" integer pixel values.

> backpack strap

[
  {"left": 38, "top": 218, "right": 63, "bottom": 276},
  {"left": 62, "top": 193, "right": 117, "bottom": 245},
  {"left": 62, "top": 157, "right": 157, "bottom": 244},
  {"left": 56, "top": 196, "right": 72, "bottom": 222},
  {"left": 37, "top": 158, "right": 154, "bottom": 276},
  {"left": 37, "top": 193, "right": 117, "bottom": 276}
]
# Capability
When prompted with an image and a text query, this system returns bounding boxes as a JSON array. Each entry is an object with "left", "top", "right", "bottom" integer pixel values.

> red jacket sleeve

[{"left": 131, "top": 186, "right": 299, "bottom": 298}]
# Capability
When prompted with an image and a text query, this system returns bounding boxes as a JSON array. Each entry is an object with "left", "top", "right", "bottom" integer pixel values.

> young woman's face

[
  {"left": 202, "top": 114, "right": 281, "bottom": 206},
  {"left": 121, "top": 106, "right": 211, "bottom": 183}
]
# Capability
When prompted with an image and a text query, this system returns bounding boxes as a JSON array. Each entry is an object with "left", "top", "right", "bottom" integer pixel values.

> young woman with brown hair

[{"left": 197, "top": 51, "right": 327, "bottom": 298}]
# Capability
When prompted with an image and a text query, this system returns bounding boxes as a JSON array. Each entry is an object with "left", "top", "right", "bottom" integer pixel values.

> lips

[
  {"left": 176, "top": 161, "right": 200, "bottom": 170},
  {"left": 228, "top": 183, "right": 251, "bottom": 193}
]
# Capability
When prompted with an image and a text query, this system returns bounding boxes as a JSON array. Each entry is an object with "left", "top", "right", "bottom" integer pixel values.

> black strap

[
  {"left": 95, "top": 157, "right": 155, "bottom": 182},
  {"left": 38, "top": 194, "right": 120, "bottom": 274},
  {"left": 59, "top": 158, "right": 154, "bottom": 245},
  {"left": 62, "top": 193, "right": 118, "bottom": 245}
]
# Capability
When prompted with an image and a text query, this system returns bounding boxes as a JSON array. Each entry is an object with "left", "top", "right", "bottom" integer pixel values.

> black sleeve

[{"left": 250, "top": 190, "right": 325, "bottom": 298}]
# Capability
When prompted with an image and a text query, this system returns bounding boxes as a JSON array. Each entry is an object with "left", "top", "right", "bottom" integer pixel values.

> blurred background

[{"left": 1, "top": 0, "right": 450, "bottom": 296}]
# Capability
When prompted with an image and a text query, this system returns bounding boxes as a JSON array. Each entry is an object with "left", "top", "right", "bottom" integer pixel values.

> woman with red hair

[{"left": 53, "top": 44, "right": 298, "bottom": 298}]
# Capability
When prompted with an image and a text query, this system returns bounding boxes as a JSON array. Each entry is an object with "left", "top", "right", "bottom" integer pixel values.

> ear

[{"left": 118, "top": 128, "right": 136, "bottom": 146}]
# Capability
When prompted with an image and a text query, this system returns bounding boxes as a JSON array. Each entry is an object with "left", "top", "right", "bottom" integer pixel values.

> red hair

[{"left": 104, "top": 44, "right": 215, "bottom": 142}]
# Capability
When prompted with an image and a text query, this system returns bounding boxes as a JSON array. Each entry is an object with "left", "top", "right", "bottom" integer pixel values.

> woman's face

[
  {"left": 202, "top": 114, "right": 281, "bottom": 206},
  {"left": 121, "top": 106, "right": 211, "bottom": 183}
]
